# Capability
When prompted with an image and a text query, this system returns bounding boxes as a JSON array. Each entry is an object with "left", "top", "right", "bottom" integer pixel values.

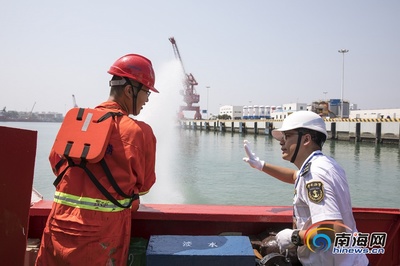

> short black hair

[{"left": 297, "top": 128, "right": 326, "bottom": 148}]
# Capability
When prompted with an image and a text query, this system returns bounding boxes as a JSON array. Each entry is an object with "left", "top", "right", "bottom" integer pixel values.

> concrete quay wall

[{"left": 179, "top": 118, "right": 400, "bottom": 145}]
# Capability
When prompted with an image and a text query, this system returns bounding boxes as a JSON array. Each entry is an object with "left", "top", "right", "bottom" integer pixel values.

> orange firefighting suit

[{"left": 35, "top": 101, "right": 156, "bottom": 266}]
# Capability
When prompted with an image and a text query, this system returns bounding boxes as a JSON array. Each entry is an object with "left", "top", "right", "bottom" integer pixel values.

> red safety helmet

[{"left": 108, "top": 54, "right": 158, "bottom": 93}]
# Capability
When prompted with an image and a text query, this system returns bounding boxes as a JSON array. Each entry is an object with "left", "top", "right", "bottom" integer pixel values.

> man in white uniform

[{"left": 243, "top": 111, "right": 369, "bottom": 265}]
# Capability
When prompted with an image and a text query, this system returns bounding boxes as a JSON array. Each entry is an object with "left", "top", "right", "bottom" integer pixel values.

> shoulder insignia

[
  {"left": 306, "top": 181, "right": 324, "bottom": 203},
  {"left": 301, "top": 162, "right": 312, "bottom": 176}
]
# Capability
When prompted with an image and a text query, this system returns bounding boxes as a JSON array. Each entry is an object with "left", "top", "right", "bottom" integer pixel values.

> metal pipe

[{"left": 338, "top": 49, "right": 349, "bottom": 118}]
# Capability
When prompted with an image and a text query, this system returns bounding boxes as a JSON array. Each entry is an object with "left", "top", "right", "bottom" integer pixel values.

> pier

[{"left": 179, "top": 118, "right": 400, "bottom": 145}]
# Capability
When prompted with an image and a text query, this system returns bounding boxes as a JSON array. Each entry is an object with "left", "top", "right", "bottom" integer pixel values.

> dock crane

[
  {"left": 169, "top": 37, "right": 202, "bottom": 119},
  {"left": 29, "top": 102, "right": 36, "bottom": 117}
]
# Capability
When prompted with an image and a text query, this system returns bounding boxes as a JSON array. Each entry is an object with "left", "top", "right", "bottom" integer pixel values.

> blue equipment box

[{"left": 146, "top": 235, "right": 254, "bottom": 266}]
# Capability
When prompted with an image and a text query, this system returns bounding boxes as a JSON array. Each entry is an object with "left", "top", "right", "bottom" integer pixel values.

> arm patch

[{"left": 306, "top": 181, "right": 324, "bottom": 203}]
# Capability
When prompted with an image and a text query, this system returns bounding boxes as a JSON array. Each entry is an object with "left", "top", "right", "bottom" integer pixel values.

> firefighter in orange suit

[{"left": 36, "top": 54, "right": 159, "bottom": 265}]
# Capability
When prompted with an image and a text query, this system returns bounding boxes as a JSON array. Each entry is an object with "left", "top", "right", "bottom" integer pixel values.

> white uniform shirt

[{"left": 293, "top": 151, "right": 369, "bottom": 266}]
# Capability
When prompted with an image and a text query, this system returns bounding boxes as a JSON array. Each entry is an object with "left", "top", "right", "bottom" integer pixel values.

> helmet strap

[
  {"left": 124, "top": 78, "right": 143, "bottom": 115},
  {"left": 290, "top": 131, "right": 303, "bottom": 163}
]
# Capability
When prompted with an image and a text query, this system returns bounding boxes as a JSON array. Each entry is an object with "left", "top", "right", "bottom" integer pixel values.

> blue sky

[{"left": 1, "top": 0, "right": 399, "bottom": 116}]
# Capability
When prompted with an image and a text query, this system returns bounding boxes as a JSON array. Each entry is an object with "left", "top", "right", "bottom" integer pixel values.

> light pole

[
  {"left": 338, "top": 49, "right": 349, "bottom": 118},
  {"left": 206, "top": 86, "right": 210, "bottom": 119}
]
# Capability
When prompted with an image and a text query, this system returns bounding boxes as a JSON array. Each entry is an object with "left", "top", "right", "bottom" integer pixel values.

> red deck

[{"left": 28, "top": 200, "right": 400, "bottom": 265}]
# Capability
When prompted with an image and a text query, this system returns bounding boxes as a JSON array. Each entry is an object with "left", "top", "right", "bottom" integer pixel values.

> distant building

[
  {"left": 282, "top": 103, "right": 308, "bottom": 112},
  {"left": 247, "top": 106, "right": 253, "bottom": 119},
  {"left": 271, "top": 103, "right": 307, "bottom": 120},
  {"left": 219, "top": 105, "right": 243, "bottom": 119},
  {"left": 350, "top": 103, "right": 358, "bottom": 110},
  {"left": 264, "top": 106, "right": 272, "bottom": 119},
  {"left": 242, "top": 106, "right": 249, "bottom": 119},
  {"left": 0, "top": 110, "right": 63, "bottom": 122},
  {"left": 221, "top": 99, "right": 399, "bottom": 121},
  {"left": 349, "top": 108, "right": 400, "bottom": 119},
  {"left": 327, "top": 99, "right": 350, "bottom": 118},
  {"left": 242, "top": 105, "right": 272, "bottom": 119}
]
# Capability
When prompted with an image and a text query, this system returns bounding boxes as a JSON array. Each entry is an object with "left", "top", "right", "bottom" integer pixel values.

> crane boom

[
  {"left": 168, "top": 37, "right": 202, "bottom": 119},
  {"left": 72, "top": 94, "right": 78, "bottom": 107},
  {"left": 169, "top": 37, "right": 186, "bottom": 74},
  {"left": 30, "top": 102, "right": 36, "bottom": 114},
  {"left": 169, "top": 37, "right": 198, "bottom": 87}
]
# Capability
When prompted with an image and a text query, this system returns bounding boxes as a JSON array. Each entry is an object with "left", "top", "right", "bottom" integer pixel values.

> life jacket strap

[{"left": 80, "top": 160, "right": 138, "bottom": 209}]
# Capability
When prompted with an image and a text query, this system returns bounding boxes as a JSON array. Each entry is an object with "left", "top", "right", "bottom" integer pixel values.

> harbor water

[{"left": 1, "top": 121, "right": 399, "bottom": 209}]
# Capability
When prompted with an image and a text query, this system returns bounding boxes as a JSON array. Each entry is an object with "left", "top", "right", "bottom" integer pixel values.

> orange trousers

[{"left": 35, "top": 205, "right": 132, "bottom": 266}]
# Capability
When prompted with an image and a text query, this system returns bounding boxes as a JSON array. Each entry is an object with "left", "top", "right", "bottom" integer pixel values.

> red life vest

[{"left": 52, "top": 107, "right": 138, "bottom": 209}]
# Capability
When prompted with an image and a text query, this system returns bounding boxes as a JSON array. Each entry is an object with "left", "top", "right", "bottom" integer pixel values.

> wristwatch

[{"left": 291, "top": 230, "right": 303, "bottom": 246}]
